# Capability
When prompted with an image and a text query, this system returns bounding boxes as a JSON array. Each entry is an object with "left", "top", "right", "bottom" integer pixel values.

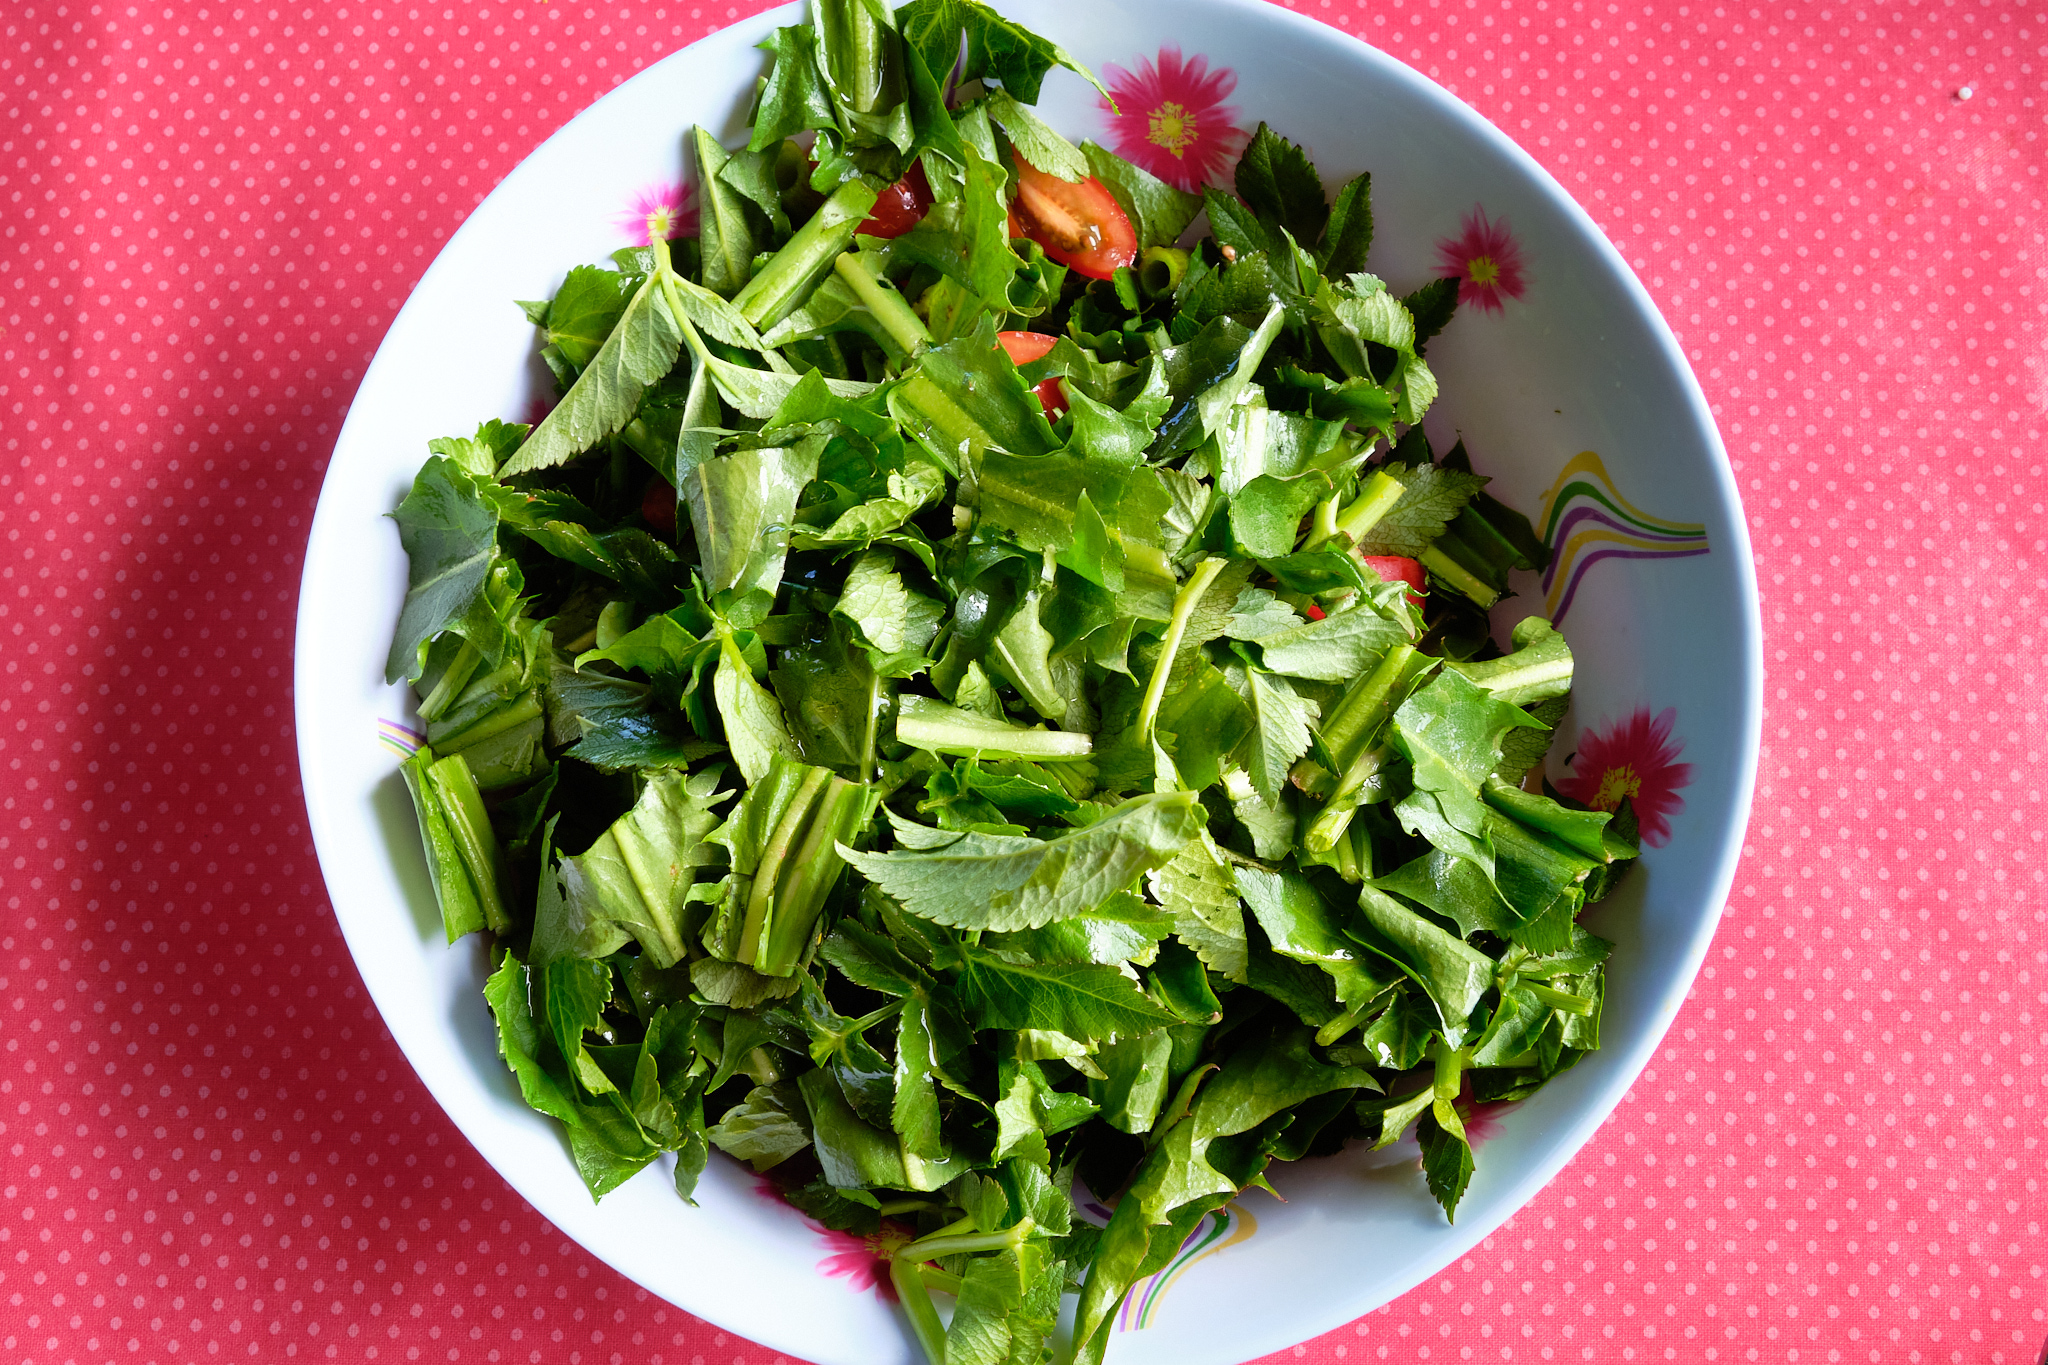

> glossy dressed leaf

[
  {"left": 1237, "top": 867, "right": 1397, "bottom": 1009},
  {"left": 685, "top": 440, "right": 823, "bottom": 598},
  {"left": 1390, "top": 668, "right": 1543, "bottom": 877},
  {"left": 1418, "top": 1109, "right": 1474, "bottom": 1222},
  {"left": 954, "top": 944, "right": 1177, "bottom": 1038},
  {"left": 1234, "top": 123, "right": 1329, "bottom": 250},
  {"left": 1402, "top": 276, "right": 1460, "bottom": 354},
  {"left": 843, "top": 791, "right": 1202, "bottom": 931},
  {"left": 541, "top": 266, "right": 638, "bottom": 370},
  {"left": 712, "top": 622, "right": 800, "bottom": 784},
  {"left": 1247, "top": 595, "right": 1414, "bottom": 683},
  {"left": 1354, "top": 886, "right": 1495, "bottom": 1044},
  {"left": 706, "top": 1082, "right": 813, "bottom": 1170},
  {"left": 1230, "top": 663, "right": 1318, "bottom": 802}
]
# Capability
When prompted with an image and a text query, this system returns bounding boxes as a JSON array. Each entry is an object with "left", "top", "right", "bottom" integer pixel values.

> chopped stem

[
  {"left": 1136, "top": 556, "right": 1226, "bottom": 747},
  {"left": 1523, "top": 981, "right": 1597, "bottom": 1016},
  {"left": 917, "top": 1264, "right": 964, "bottom": 1297},
  {"left": 1300, "top": 494, "right": 1342, "bottom": 551},
  {"left": 1419, "top": 544, "right": 1499, "bottom": 608},
  {"left": 859, "top": 668, "right": 884, "bottom": 784},
  {"left": 1143, "top": 1062, "right": 1217, "bottom": 1152},
  {"left": 1431, "top": 1035, "right": 1466, "bottom": 1105},
  {"left": 833, "top": 251, "right": 930, "bottom": 359},
  {"left": 897, "top": 1218, "right": 1035, "bottom": 1262},
  {"left": 1313, "top": 990, "right": 1386, "bottom": 1048},
  {"left": 889, "top": 1258, "right": 950, "bottom": 1365},
  {"left": 432, "top": 691, "right": 543, "bottom": 756},
  {"left": 1319, "top": 642, "right": 1422, "bottom": 761},
  {"left": 760, "top": 777, "right": 867, "bottom": 975},
  {"left": 416, "top": 638, "right": 483, "bottom": 722},
  {"left": 425, "top": 753, "right": 507, "bottom": 932},
  {"left": 740, "top": 766, "right": 830, "bottom": 970},
  {"left": 1334, "top": 470, "right": 1406, "bottom": 542},
  {"left": 734, "top": 179, "right": 881, "bottom": 330}
]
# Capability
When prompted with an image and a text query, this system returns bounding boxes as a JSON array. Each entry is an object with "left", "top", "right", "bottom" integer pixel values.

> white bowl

[{"left": 294, "top": 3, "right": 1761, "bottom": 1362}]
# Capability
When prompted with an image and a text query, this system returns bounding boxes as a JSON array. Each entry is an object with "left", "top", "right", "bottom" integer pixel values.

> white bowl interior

[{"left": 294, "top": 3, "right": 1760, "bottom": 1362}]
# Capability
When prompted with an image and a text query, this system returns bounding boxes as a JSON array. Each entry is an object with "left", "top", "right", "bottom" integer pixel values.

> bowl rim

[{"left": 294, "top": 1, "right": 1763, "bottom": 1359}]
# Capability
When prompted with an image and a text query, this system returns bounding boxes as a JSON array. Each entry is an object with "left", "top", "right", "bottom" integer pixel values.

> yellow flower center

[
  {"left": 1148, "top": 101, "right": 1199, "bottom": 158},
  {"left": 1592, "top": 764, "right": 1641, "bottom": 811},
  {"left": 868, "top": 1223, "right": 914, "bottom": 1259},
  {"left": 645, "top": 206, "right": 676, "bottom": 240},
  {"left": 1465, "top": 254, "right": 1500, "bottom": 286}
]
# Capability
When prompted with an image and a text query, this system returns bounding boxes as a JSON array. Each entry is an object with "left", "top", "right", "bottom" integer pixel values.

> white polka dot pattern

[{"left": 2, "top": 2, "right": 2044, "bottom": 1363}]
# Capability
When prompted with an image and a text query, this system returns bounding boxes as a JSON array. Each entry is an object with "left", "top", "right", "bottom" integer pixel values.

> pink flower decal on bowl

[
  {"left": 615, "top": 180, "right": 699, "bottom": 246},
  {"left": 1434, "top": 205, "right": 1527, "bottom": 314},
  {"left": 1557, "top": 707, "right": 1694, "bottom": 848},
  {"left": 1098, "top": 47, "right": 1247, "bottom": 192},
  {"left": 814, "top": 1220, "right": 917, "bottom": 1301}
]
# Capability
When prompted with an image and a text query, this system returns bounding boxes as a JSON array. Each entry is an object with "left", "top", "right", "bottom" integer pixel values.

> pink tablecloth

[{"left": 3, "top": 1, "right": 2043, "bottom": 1361}]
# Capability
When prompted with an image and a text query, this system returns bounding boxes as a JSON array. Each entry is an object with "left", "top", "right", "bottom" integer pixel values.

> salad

[{"left": 384, "top": 2, "right": 1638, "bottom": 1360}]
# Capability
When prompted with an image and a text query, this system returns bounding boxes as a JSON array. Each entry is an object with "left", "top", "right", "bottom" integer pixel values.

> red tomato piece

[
  {"left": 1359, "top": 554, "right": 1427, "bottom": 604},
  {"left": 641, "top": 474, "right": 678, "bottom": 536},
  {"left": 1008, "top": 159, "right": 1138, "bottom": 280},
  {"left": 857, "top": 162, "right": 933, "bottom": 239},
  {"left": 996, "top": 330, "right": 1069, "bottom": 419}
]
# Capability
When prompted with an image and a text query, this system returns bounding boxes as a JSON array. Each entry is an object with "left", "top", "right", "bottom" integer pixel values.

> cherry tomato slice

[
  {"left": 1359, "top": 554, "right": 1427, "bottom": 604},
  {"left": 1008, "top": 159, "right": 1138, "bottom": 280},
  {"left": 996, "top": 330, "right": 1069, "bottom": 419},
  {"left": 641, "top": 474, "right": 678, "bottom": 536},
  {"left": 857, "top": 162, "right": 933, "bottom": 239}
]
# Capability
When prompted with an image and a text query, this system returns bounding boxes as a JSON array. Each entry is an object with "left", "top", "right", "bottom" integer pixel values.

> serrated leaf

[
  {"left": 843, "top": 791, "right": 1202, "bottom": 931},
  {"left": 1234, "top": 122, "right": 1328, "bottom": 250},
  {"left": 502, "top": 268, "right": 685, "bottom": 476},
  {"left": 1227, "top": 662, "right": 1317, "bottom": 802},
  {"left": 1145, "top": 825, "right": 1244, "bottom": 983},
  {"left": 1352, "top": 462, "right": 1490, "bottom": 559}
]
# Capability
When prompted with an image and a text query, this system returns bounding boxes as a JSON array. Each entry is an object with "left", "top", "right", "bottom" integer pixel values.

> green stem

[
  {"left": 1334, "top": 469, "right": 1405, "bottom": 541},
  {"left": 1313, "top": 991, "right": 1385, "bottom": 1048},
  {"left": 834, "top": 251, "right": 930, "bottom": 359},
  {"left": 734, "top": 178, "right": 881, "bottom": 330},
  {"left": 1300, "top": 494, "right": 1342, "bottom": 552},
  {"left": 889, "top": 1257, "right": 950, "bottom": 1365},
  {"left": 760, "top": 777, "right": 868, "bottom": 975},
  {"left": 1431, "top": 1035, "right": 1466, "bottom": 1105},
  {"left": 917, "top": 1265, "right": 964, "bottom": 1297},
  {"left": 425, "top": 753, "right": 507, "bottom": 932},
  {"left": 432, "top": 691, "right": 543, "bottom": 757},
  {"left": 740, "top": 766, "right": 830, "bottom": 969},
  {"left": 1137, "top": 246, "right": 1188, "bottom": 297},
  {"left": 897, "top": 1218, "right": 1036, "bottom": 1262},
  {"left": 416, "top": 638, "right": 483, "bottom": 722},
  {"left": 874, "top": 1197, "right": 939, "bottom": 1217},
  {"left": 1524, "top": 981, "right": 1597, "bottom": 1016},
  {"left": 1143, "top": 1062, "right": 1217, "bottom": 1153},
  {"left": 1319, "top": 642, "right": 1422, "bottom": 762},
  {"left": 1419, "top": 543, "right": 1500, "bottom": 608},
  {"left": 1136, "top": 557, "right": 1226, "bottom": 748},
  {"left": 859, "top": 669, "right": 884, "bottom": 784}
]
